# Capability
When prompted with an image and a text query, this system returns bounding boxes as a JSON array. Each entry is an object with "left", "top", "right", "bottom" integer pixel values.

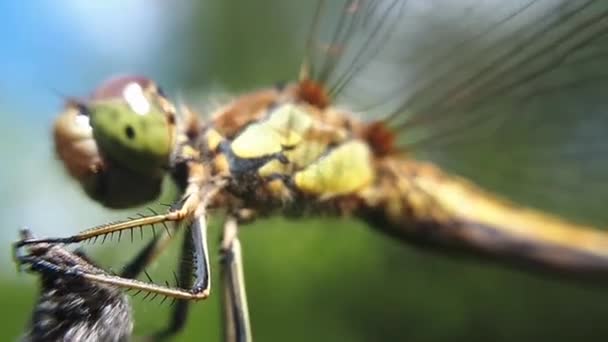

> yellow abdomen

[{"left": 359, "top": 158, "right": 608, "bottom": 274}]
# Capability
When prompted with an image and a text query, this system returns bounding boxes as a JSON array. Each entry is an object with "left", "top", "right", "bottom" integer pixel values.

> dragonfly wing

[
  {"left": 394, "top": 0, "right": 608, "bottom": 227},
  {"left": 310, "top": 0, "right": 608, "bottom": 227}
]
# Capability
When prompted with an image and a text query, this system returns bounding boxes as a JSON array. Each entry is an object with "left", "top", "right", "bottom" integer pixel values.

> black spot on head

[{"left": 125, "top": 125, "right": 135, "bottom": 139}]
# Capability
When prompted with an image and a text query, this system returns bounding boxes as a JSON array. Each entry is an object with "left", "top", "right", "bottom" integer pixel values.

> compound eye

[{"left": 91, "top": 75, "right": 155, "bottom": 101}]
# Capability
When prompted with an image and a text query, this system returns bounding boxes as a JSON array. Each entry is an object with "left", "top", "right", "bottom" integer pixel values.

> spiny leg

[
  {"left": 91, "top": 178, "right": 216, "bottom": 282},
  {"left": 13, "top": 194, "right": 198, "bottom": 248},
  {"left": 155, "top": 209, "right": 212, "bottom": 339},
  {"left": 13, "top": 178, "right": 224, "bottom": 340},
  {"left": 30, "top": 202, "right": 214, "bottom": 302},
  {"left": 13, "top": 202, "right": 184, "bottom": 282},
  {"left": 120, "top": 225, "right": 176, "bottom": 279},
  {"left": 14, "top": 174, "right": 226, "bottom": 249},
  {"left": 25, "top": 203, "right": 216, "bottom": 341},
  {"left": 154, "top": 231, "right": 194, "bottom": 341},
  {"left": 220, "top": 217, "right": 252, "bottom": 342},
  {"left": 13, "top": 180, "right": 221, "bottom": 299}
]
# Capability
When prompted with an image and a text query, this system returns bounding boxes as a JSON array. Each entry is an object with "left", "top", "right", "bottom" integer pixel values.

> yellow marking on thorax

[
  {"left": 221, "top": 100, "right": 373, "bottom": 199},
  {"left": 265, "top": 178, "right": 293, "bottom": 202},
  {"left": 205, "top": 128, "right": 224, "bottom": 151},
  {"left": 230, "top": 104, "right": 313, "bottom": 158},
  {"left": 212, "top": 154, "right": 230, "bottom": 175},
  {"left": 257, "top": 140, "right": 327, "bottom": 177},
  {"left": 180, "top": 145, "right": 200, "bottom": 161},
  {"left": 294, "top": 140, "right": 374, "bottom": 197}
]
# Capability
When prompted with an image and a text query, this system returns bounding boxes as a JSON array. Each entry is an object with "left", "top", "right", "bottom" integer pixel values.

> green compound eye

[
  {"left": 88, "top": 76, "right": 176, "bottom": 178},
  {"left": 53, "top": 76, "right": 177, "bottom": 208}
]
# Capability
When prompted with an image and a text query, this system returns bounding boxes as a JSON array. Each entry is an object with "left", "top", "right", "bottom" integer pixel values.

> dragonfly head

[{"left": 53, "top": 76, "right": 177, "bottom": 208}]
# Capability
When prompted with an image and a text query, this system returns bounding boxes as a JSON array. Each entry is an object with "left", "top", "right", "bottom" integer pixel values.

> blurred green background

[{"left": 2, "top": 1, "right": 608, "bottom": 341}]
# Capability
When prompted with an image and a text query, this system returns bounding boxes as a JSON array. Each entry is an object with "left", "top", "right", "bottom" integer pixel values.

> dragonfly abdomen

[{"left": 358, "top": 158, "right": 608, "bottom": 276}]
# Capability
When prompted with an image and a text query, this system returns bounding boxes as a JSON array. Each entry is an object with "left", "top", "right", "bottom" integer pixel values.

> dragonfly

[{"left": 12, "top": 0, "right": 608, "bottom": 340}]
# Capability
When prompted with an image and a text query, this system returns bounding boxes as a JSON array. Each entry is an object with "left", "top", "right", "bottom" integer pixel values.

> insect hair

[{"left": 17, "top": 231, "right": 133, "bottom": 342}]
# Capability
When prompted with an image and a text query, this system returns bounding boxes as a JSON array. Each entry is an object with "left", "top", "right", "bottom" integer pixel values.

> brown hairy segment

[
  {"left": 294, "top": 79, "right": 331, "bottom": 109},
  {"left": 16, "top": 230, "right": 133, "bottom": 342}
]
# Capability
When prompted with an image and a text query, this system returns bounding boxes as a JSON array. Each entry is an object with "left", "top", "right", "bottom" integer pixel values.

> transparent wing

[{"left": 308, "top": 0, "right": 608, "bottom": 227}]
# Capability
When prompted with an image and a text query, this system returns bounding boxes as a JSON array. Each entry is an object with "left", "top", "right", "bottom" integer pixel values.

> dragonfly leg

[
  {"left": 154, "top": 205, "right": 213, "bottom": 340},
  {"left": 119, "top": 182, "right": 218, "bottom": 279},
  {"left": 12, "top": 182, "right": 218, "bottom": 293},
  {"left": 20, "top": 206, "right": 213, "bottom": 303},
  {"left": 120, "top": 226, "right": 176, "bottom": 279},
  {"left": 13, "top": 188, "right": 203, "bottom": 249},
  {"left": 220, "top": 217, "right": 252, "bottom": 342}
]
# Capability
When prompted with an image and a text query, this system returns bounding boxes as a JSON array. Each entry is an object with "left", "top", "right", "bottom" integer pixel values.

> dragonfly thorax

[{"left": 183, "top": 90, "right": 376, "bottom": 213}]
